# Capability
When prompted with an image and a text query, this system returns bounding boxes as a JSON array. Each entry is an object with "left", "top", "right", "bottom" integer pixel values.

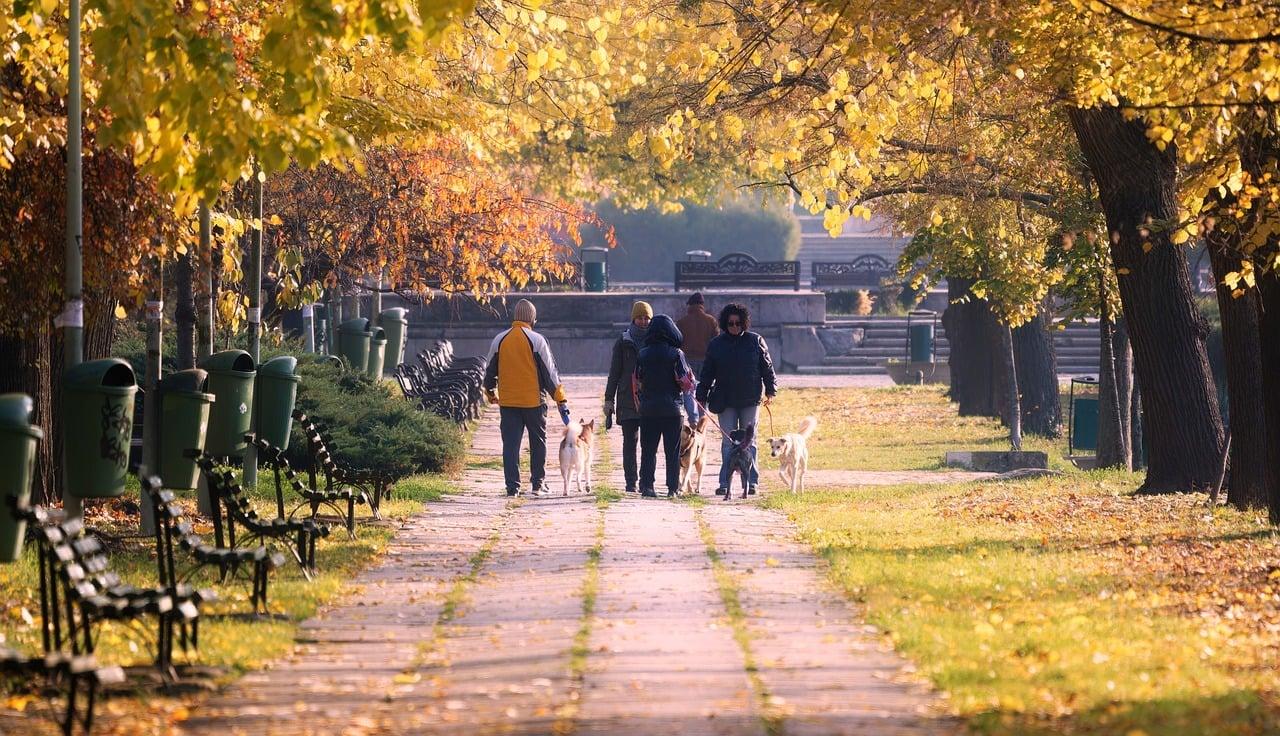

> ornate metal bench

[
  {"left": 811, "top": 255, "right": 893, "bottom": 289},
  {"left": 674, "top": 252, "right": 801, "bottom": 291}
]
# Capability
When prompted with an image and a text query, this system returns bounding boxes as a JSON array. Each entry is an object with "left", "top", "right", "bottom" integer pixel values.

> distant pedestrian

[
  {"left": 633, "top": 315, "right": 695, "bottom": 498},
  {"left": 603, "top": 300, "right": 652, "bottom": 494},
  {"left": 676, "top": 292, "right": 718, "bottom": 377},
  {"left": 696, "top": 303, "right": 777, "bottom": 496},
  {"left": 483, "top": 299, "right": 570, "bottom": 497}
]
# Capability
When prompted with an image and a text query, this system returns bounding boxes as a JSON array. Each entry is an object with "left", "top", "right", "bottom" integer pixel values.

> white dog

[
  {"left": 558, "top": 418, "right": 595, "bottom": 496},
  {"left": 767, "top": 416, "right": 817, "bottom": 494}
]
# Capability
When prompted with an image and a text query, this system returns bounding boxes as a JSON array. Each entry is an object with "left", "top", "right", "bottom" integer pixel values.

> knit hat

[
  {"left": 631, "top": 301, "right": 653, "bottom": 321},
  {"left": 513, "top": 299, "right": 537, "bottom": 323},
  {"left": 686, "top": 292, "right": 705, "bottom": 306}
]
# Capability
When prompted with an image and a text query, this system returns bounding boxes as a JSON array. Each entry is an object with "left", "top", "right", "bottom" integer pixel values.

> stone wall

[{"left": 394, "top": 291, "right": 828, "bottom": 373}]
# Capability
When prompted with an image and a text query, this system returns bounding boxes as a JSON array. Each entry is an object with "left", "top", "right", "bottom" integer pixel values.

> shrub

[
  {"left": 287, "top": 357, "right": 464, "bottom": 478},
  {"left": 824, "top": 289, "right": 875, "bottom": 315}
]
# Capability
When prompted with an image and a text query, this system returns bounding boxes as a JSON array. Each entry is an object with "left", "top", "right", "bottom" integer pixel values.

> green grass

[
  {"left": 764, "top": 474, "right": 1280, "bottom": 735},
  {"left": 766, "top": 385, "right": 1071, "bottom": 471}
]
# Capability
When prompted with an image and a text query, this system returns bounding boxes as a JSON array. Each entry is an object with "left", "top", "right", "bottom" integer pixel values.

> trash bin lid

[
  {"left": 200, "top": 349, "right": 255, "bottom": 374},
  {"left": 65, "top": 358, "right": 137, "bottom": 391},
  {"left": 339, "top": 318, "right": 371, "bottom": 334},
  {"left": 0, "top": 393, "right": 43, "bottom": 439},
  {"left": 379, "top": 307, "right": 408, "bottom": 324},
  {"left": 258, "top": 356, "right": 300, "bottom": 382},
  {"left": 158, "top": 368, "right": 210, "bottom": 395},
  {"left": 370, "top": 327, "right": 386, "bottom": 342}
]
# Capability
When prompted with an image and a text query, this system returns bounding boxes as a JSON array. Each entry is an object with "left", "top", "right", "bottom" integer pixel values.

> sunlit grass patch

[
  {"left": 766, "top": 474, "right": 1280, "bottom": 735},
  {"left": 766, "top": 385, "right": 1069, "bottom": 471}
]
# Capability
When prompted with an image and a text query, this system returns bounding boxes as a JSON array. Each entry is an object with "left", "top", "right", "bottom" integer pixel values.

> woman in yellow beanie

[{"left": 603, "top": 301, "right": 652, "bottom": 493}]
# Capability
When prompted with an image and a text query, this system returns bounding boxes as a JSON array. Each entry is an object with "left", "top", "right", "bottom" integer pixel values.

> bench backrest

[
  {"left": 811, "top": 255, "right": 893, "bottom": 289},
  {"left": 674, "top": 252, "right": 801, "bottom": 292}
]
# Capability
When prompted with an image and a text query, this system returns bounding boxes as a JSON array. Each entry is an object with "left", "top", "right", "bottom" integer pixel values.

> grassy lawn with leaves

[
  {"left": 766, "top": 473, "right": 1280, "bottom": 735},
  {"left": 0, "top": 470, "right": 452, "bottom": 734},
  {"left": 767, "top": 385, "right": 1070, "bottom": 471}
]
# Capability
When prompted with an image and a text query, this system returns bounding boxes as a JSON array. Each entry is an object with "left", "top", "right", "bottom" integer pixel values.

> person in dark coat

[
  {"left": 633, "top": 314, "right": 695, "bottom": 497},
  {"left": 603, "top": 301, "right": 652, "bottom": 493},
  {"left": 695, "top": 303, "right": 777, "bottom": 495}
]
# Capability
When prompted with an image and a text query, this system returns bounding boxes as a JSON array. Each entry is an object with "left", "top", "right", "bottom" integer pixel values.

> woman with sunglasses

[{"left": 694, "top": 303, "right": 777, "bottom": 496}]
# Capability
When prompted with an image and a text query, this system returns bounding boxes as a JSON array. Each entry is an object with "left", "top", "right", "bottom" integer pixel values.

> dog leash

[
  {"left": 763, "top": 401, "right": 776, "bottom": 438},
  {"left": 696, "top": 399, "right": 773, "bottom": 439}
]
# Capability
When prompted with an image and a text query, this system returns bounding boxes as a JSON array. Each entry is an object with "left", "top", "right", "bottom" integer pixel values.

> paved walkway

[{"left": 183, "top": 376, "right": 960, "bottom": 735}]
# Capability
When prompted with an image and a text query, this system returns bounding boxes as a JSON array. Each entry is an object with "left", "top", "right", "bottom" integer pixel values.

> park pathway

[{"left": 182, "top": 376, "right": 960, "bottom": 735}]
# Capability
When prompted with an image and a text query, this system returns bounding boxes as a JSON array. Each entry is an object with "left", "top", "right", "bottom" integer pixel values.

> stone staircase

[{"left": 796, "top": 316, "right": 1102, "bottom": 376}]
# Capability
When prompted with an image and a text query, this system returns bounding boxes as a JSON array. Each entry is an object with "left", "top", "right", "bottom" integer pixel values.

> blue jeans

[{"left": 717, "top": 405, "right": 759, "bottom": 489}]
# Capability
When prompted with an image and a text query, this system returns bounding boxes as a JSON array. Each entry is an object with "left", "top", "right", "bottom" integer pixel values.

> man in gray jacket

[{"left": 603, "top": 301, "right": 652, "bottom": 494}]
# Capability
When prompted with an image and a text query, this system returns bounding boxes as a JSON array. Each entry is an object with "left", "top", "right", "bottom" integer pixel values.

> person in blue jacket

[{"left": 632, "top": 314, "right": 696, "bottom": 498}]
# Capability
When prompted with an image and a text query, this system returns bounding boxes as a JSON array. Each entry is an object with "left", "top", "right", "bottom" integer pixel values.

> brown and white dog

[
  {"left": 767, "top": 416, "right": 817, "bottom": 494},
  {"left": 677, "top": 414, "right": 710, "bottom": 496},
  {"left": 558, "top": 418, "right": 596, "bottom": 496}
]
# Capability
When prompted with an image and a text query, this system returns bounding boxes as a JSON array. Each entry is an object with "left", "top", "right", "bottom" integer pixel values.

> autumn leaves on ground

[{"left": 5, "top": 385, "right": 1277, "bottom": 735}]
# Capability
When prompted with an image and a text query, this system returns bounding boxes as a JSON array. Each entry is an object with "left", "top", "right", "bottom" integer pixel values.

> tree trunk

[
  {"left": 1002, "top": 325, "right": 1022, "bottom": 450},
  {"left": 1114, "top": 320, "right": 1134, "bottom": 463},
  {"left": 83, "top": 288, "right": 116, "bottom": 361},
  {"left": 1131, "top": 381, "right": 1145, "bottom": 469},
  {"left": 174, "top": 251, "right": 196, "bottom": 370},
  {"left": 942, "top": 277, "right": 1003, "bottom": 417},
  {"left": 1068, "top": 106, "right": 1225, "bottom": 491},
  {"left": 1253, "top": 270, "right": 1280, "bottom": 523},
  {"left": 0, "top": 327, "right": 56, "bottom": 504},
  {"left": 1206, "top": 232, "right": 1274, "bottom": 510},
  {"left": 1096, "top": 316, "right": 1128, "bottom": 468},
  {"left": 1012, "top": 308, "right": 1062, "bottom": 437}
]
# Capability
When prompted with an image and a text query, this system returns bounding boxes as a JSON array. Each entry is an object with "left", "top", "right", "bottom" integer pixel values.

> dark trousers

[
  {"left": 640, "top": 416, "right": 683, "bottom": 494},
  {"left": 620, "top": 419, "right": 641, "bottom": 492},
  {"left": 500, "top": 405, "right": 547, "bottom": 492}
]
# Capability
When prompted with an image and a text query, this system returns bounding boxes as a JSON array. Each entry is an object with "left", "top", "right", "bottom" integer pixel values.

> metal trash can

[
  {"left": 378, "top": 308, "right": 409, "bottom": 371},
  {"left": 1069, "top": 377, "right": 1100, "bottom": 454},
  {"left": 907, "top": 309, "right": 936, "bottom": 363},
  {"left": 0, "top": 394, "right": 42, "bottom": 562},
  {"left": 581, "top": 246, "right": 609, "bottom": 292},
  {"left": 64, "top": 359, "right": 137, "bottom": 498},
  {"left": 157, "top": 369, "right": 215, "bottom": 490},
  {"left": 313, "top": 304, "right": 328, "bottom": 354},
  {"left": 366, "top": 327, "right": 387, "bottom": 379},
  {"left": 255, "top": 356, "right": 300, "bottom": 449},
  {"left": 200, "top": 350, "right": 256, "bottom": 458},
  {"left": 338, "top": 318, "right": 372, "bottom": 373}
]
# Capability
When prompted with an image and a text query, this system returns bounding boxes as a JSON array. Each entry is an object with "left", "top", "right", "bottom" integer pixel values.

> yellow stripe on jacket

[{"left": 483, "top": 321, "right": 567, "bottom": 408}]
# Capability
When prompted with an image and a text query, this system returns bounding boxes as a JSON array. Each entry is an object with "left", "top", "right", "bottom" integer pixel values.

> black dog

[{"left": 723, "top": 424, "right": 756, "bottom": 501}]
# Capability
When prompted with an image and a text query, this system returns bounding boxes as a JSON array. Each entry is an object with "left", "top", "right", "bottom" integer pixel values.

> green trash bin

[
  {"left": 379, "top": 307, "right": 409, "bottom": 370},
  {"left": 1072, "top": 396, "right": 1099, "bottom": 453},
  {"left": 581, "top": 246, "right": 608, "bottom": 292},
  {"left": 200, "top": 350, "right": 256, "bottom": 458},
  {"left": 907, "top": 310, "right": 936, "bottom": 363},
  {"left": 0, "top": 394, "right": 43, "bottom": 562},
  {"left": 256, "top": 356, "right": 300, "bottom": 449},
  {"left": 64, "top": 359, "right": 137, "bottom": 498},
  {"left": 338, "top": 318, "right": 372, "bottom": 373},
  {"left": 157, "top": 369, "right": 215, "bottom": 491},
  {"left": 313, "top": 304, "right": 329, "bottom": 354},
  {"left": 366, "top": 327, "right": 387, "bottom": 379}
]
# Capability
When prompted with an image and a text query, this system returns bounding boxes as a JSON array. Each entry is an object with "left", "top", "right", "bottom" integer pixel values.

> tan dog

[
  {"left": 678, "top": 414, "right": 710, "bottom": 496},
  {"left": 767, "top": 416, "right": 817, "bottom": 494},
  {"left": 558, "top": 418, "right": 595, "bottom": 496}
]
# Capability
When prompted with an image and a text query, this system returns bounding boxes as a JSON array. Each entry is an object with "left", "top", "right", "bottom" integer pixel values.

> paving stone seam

[
  {"left": 551, "top": 502, "right": 607, "bottom": 736},
  {"left": 411, "top": 499, "right": 520, "bottom": 671},
  {"left": 694, "top": 507, "right": 786, "bottom": 736}
]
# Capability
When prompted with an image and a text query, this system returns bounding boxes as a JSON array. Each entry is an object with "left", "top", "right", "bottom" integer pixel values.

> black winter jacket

[
  {"left": 634, "top": 315, "right": 693, "bottom": 418},
  {"left": 695, "top": 331, "right": 777, "bottom": 412},
  {"left": 604, "top": 328, "right": 643, "bottom": 422}
]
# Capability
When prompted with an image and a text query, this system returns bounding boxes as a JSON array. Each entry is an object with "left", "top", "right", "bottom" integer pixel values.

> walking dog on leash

[
  {"left": 558, "top": 418, "right": 595, "bottom": 495},
  {"left": 767, "top": 416, "right": 818, "bottom": 494},
  {"left": 723, "top": 424, "right": 756, "bottom": 501},
  {"left": 678, "top": 414, "right": 710, "bottom": 495}
]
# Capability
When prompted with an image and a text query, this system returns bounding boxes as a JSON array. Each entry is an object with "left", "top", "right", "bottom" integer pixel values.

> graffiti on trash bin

[{"left": 100, "top": 397, "right": 131, "bottom": 469}]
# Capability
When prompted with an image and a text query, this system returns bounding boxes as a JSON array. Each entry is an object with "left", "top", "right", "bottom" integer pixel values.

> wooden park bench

[
  {"left": 141, "top": 475, "right": 285, "bottom": 615},
  {"left": 293, "top": 410, "right": 390, "bottom": 517},
  {"left": 673, "top": 252, "right": 801, "bottom": 292},
  {"left": 0, "top": 646, "right": 123, "bottom": 735},
  {"left": 246, "top": 433, "right": 367, "bottom": 538},
  {"left": 810, "top": 255, "right": 893, "bottom": 289}
]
